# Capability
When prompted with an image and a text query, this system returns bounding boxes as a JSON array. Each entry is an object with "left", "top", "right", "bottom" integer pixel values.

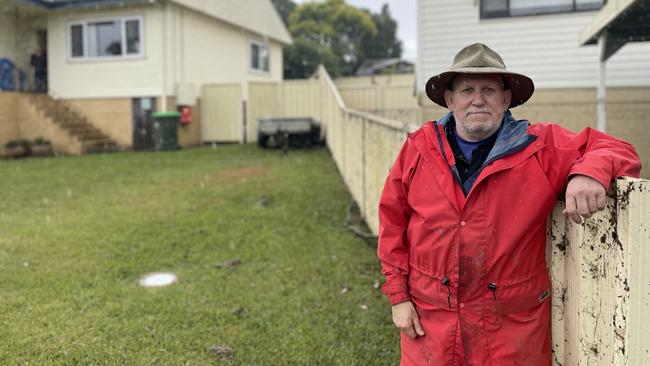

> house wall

[
  {"left": 158, "top": 96, "right": 203, "bottom": 147},
  {"left": 178, "top": 98, "right": 202, "bottom": 147},
  {"left": 417, "top": 0, "right": 650, "bottom": 90},
  {"left": 47, "top": 3, "right": 284, "bottom": 99},
  {"left": 47, "top": 5, "right": 164, "bottom": 99},
  {"left": 0, "top": 93, "right": 20, "bottom": 147},
  {"left": 0, "top": 4, "right": 47, "bottom": 91},
  {"left": 63, "top": 96, "right": 202, "bottom": 148},
  {"left": 417, "top": 0, "right": 650, "bottom": 178},
  {"left": 64, "top": 98, "right": 133, "bottom": 147},
  {"left": 421, "top": 86, "right": 650, "bottom": 179},
  {"left": 15, "top": 95, "right": 83, "bottom": 154},
  {"left": 45, "top": 2, "right": 286, "bottom": 147},
  {"left": 167, "top": 3, "right": 284, "bottom": 95},
  {"left": 0, "top": 93, "right": 83, "bottom": 155},
  {"left": 0, "top": 5, "right": 17, "bottom": 65}
]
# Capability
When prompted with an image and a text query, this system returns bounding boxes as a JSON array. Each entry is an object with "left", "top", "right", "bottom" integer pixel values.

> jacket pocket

[
  {"left": 483, "top": 271, "right": 553, "bottom": 366},
  {"left": 484, "top": 299, "right": 552, "bottom": 366},
  {"left": 408, "top": 266, "right": 452, "bottom": 310}
]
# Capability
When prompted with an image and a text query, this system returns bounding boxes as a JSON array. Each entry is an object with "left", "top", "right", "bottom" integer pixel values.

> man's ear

[
  {"left": 444, "top": 90, "right": 454, "bottom": 111},
  {"left": 503, "top": 89, "right": 512, "bottom": 110}
]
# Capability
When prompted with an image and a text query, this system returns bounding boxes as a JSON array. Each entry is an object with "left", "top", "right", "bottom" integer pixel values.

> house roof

[
  {"left": 579, "top": 0, "right": 650, "bottom": 59},
  {"left": 20, "top": 0, "right": 292, "bottom": 46},
  {"left": 171, "top": 0, "right": 292, "bottom": 45}
]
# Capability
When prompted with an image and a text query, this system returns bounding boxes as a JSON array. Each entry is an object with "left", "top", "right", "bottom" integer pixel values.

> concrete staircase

[{"left": 27, "top": 94, "right": 120, "bottom": 154}]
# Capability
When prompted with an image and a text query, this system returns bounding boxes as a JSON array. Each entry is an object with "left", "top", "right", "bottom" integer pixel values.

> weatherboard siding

[
  {"left": 173, "top": 4, "right": 283, "bottom": 92},
  {"left": 47, "top": 3, "right": 283, "bottom": 100},
  {"left": 417, "top": 0, "right": 650, "bottom": 90},
  {"left": 47, "top": 5, "right": 164, "bottom": 99}
]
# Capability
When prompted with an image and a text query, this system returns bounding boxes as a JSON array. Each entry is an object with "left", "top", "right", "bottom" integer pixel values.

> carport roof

[{"left": 580, "top": 0, "right": 650, "bottom": 59}]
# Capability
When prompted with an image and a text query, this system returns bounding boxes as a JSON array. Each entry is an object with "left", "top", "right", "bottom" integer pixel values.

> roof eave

[
  {"left": 579, "top": 0, "right": 640, "bottom": 45},
  {"left": 16, "top": 0, "right": 154, "bottom": 10}
]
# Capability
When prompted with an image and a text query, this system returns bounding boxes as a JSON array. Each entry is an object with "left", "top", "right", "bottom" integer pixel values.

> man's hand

[
  {"left": 563, "top": 175, "right": 607, "bottom": 224},
  {"left": 391, "top": 301, "right": 425, "bottom": 339}
]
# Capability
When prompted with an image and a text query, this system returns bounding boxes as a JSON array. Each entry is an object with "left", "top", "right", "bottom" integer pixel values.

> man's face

[{"left": 443, "top": 74, "right": 512, "bottom": 141}]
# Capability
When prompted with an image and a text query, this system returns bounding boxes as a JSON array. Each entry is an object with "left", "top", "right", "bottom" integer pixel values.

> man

[
  {"left": 377, "top": 43, "right": 641, "bottom": 365},
  {"left": 30, "top": 47, "right": 47, "bottom": 93}
]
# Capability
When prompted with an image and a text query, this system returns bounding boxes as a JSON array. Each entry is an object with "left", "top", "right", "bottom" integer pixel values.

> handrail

[
  {"left": 317, "top": 65, "right": 347, "bottom": 110},
  {"left": 346, "top": 109, "right": 413, "bottom": 133}
]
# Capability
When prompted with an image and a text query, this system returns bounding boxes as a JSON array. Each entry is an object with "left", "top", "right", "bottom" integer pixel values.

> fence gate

[{"left": 201, "top": 83, "right": 243, "bottom": 143}]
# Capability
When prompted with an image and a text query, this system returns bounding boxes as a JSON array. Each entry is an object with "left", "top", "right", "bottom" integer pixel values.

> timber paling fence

[{"left": 246, "top": 66, "right": 650, "bottom": 365}]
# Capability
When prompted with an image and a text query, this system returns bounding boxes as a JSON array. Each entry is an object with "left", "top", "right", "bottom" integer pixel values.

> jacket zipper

[{"left": 433, "top": 122, "right": 464, "bottom": 188}]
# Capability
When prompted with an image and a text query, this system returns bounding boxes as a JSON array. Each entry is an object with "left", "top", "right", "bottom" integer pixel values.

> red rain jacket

[{"left": 377, "top": 112, "right": 641, "bottom": 366}]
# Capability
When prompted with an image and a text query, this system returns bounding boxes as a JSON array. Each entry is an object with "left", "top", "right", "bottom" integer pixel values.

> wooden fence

[
  {"left": 243, "top": 65, "right": 650, "bottom": 365},
  {"left": 335, "top": 73, "right": 422, "bottom": 125}
]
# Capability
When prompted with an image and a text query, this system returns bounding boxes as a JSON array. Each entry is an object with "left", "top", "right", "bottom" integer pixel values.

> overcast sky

[{"left": 292, "top": 0, "right": 417, "bottom": 61}]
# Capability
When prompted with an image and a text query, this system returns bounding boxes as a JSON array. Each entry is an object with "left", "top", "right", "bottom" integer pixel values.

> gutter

[{"left": 16, "top": 0, "right": 153, "bottom": 10}]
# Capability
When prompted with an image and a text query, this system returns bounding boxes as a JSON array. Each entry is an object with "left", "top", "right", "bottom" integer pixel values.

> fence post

[
  {"left": 615, "top": 177, "right": 650, "bottom": 365},
  {"left": 549, "top": 177, "right": 650, "bottom": 365},
  {"left": 361, "top": 116, "right": 367, "bottom": 220}
]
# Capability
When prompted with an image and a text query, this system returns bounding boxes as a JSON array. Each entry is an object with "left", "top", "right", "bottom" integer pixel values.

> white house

[
  {"left": 0, "top": 0, "right": 291, "bottom": 150},
  {"left": 416, "top": 0, "right": 650, "bottom": 175}
]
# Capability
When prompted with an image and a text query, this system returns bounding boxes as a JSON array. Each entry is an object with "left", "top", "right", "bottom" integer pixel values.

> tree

[
  {"left": 271, "top": 0, "right": 296, "bottom": 26},
  {"left": 274, "top": 0, "right": 402, "bottom": 79},
  {"left": 285, "top": 0, "right": 377, "bottom": 78},
  {"left": 283, "top": 38, "right": 339, "bottom": 79},
  {"left": 362, "top": 4, "right": 402, "bottom": 60}
]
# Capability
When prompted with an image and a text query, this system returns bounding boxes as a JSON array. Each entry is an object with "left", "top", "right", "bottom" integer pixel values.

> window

[
  {"left": 480, "top": 0, "right": 604, "bottom": 18},
  {"left": 68, "top": 16, "right": 143, "bottom": 60},
  {"left": 250, "top": 41, "right": 270, "bottom": 73}
]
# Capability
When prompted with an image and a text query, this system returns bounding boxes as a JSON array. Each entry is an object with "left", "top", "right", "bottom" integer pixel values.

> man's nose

[{"left": 471, "top": 93, "right": 486, "bottom": 106}]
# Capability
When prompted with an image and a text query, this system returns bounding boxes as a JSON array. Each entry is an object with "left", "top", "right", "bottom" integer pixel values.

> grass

[{"left": 0, "top": 145, "right": 399, "bottom": 365}]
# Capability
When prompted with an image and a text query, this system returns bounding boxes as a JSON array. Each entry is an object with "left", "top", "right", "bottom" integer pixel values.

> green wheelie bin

[{"left": 152, "top": 111, "right": 181, "bottom": 151}]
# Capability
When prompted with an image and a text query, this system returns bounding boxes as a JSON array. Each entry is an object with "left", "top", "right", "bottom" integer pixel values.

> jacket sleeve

[
  {"left": 532, "top": 123, "right": 641, "bottom": 193},
  {"left": 377, "top": 137, "right": 420, "bottom": 305}
]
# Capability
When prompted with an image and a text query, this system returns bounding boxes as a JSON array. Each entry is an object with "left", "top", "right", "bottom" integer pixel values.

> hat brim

[{"left": 425, "top": 68, "right": 535, "bottom": 109}]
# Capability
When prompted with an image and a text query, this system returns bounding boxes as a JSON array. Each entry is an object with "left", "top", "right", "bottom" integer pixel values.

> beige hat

[{"left": 425, "top": 43, "right": 534, "bottom": 109}]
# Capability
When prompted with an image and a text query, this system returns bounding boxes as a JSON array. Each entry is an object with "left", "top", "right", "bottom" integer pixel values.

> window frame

[
  {"left": 249, "top": 39, "right": 271, "bottom": 74},
  {"left": 480, "top": 0, "right": 605, "bottom": 19},
  {"left": 66, "top": 15, "right": 145, "bottom": 61}
]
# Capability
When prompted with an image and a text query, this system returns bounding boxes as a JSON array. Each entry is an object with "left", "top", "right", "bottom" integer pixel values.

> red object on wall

[{"left": 179, "top": 106, "right": 192, "bottom": 125}]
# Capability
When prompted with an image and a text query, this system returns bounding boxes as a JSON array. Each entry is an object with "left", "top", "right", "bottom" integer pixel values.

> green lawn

[{"left": 0, "top": 145, "right": 398, "bottom": 365}]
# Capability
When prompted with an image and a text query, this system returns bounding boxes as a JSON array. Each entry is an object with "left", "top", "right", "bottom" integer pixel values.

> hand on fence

[
  {"left": 563, "top": 174, "right": 607, "bottom": 224},
  {"left": 392, "top": 301, "right": 425, "bottom": 339}
]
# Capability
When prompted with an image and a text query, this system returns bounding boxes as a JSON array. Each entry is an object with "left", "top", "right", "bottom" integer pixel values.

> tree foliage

[
  {"left": 276, "top": 0, "right": 403, "bottom": 79},
  {"left": 283, "top": 38, "right": 339, "bottom": 79},
  {"left": 271, "top": 0, "right": 296, "bottom": 26},
  {"left": 362, "top": 4, "right": 402, "bottom": 60}
]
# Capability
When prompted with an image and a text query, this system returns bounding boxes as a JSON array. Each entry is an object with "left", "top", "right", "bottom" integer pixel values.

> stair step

[
  {"left": 77, "top": 133, "right": 109, "bottom": 140},
  {"left": 26, "top": 93, "right": 120, "bottom": 154}
]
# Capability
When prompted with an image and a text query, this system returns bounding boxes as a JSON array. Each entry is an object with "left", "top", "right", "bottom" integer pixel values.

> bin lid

[{"left": 152, "top": 111, "right": 181, "bottom": 118}]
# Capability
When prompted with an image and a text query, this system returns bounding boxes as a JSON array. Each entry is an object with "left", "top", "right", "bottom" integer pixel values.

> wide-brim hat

[{"left": 425, "top": 43, "right": 534, "bottom": 109}]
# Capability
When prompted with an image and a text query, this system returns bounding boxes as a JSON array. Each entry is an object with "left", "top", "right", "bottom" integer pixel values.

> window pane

[
  {"left": 251, "top": 44, "right": 259, "bottom": 70},
  {"left": 510, "top": 0, "right": 572, "bottom": 15},
  {"left": 482, "top": 0, "right": 508, "bottom": 12},
  {"left": 481, "top": 0, "right": 508, "bottom": 17},
  {"left": 88, "top": 20, "right": 122, "bottom": 57},
  {"left": 71, "top": 25, "right": 84, "bottom": 57},
  {"left": 259, "top": 45, "right": 269, "bottom": 71},
  {"left": 576, "top": 0, "right": 604, "bottom": 10},
  {"left": 125, "top": 20, "right": 140, "bottom": 54}
]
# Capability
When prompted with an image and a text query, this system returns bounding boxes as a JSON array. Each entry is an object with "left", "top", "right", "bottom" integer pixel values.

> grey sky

[{"left": 292, "top": 0, "right": 417, "bottom": 61}]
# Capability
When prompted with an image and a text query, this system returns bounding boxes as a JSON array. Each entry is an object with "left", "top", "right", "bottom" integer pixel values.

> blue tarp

[{"left": 0, "top": 58, "right": 26, "bottom": 92}]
